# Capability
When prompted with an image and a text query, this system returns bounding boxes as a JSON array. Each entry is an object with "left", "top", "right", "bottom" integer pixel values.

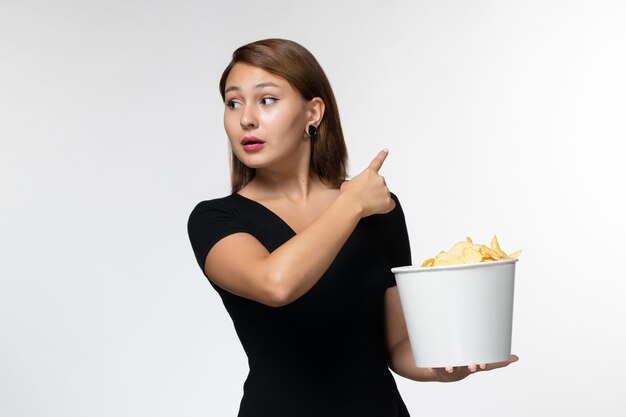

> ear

[{"left": 306, "top": 97, "right": 325, "bottom": 126}]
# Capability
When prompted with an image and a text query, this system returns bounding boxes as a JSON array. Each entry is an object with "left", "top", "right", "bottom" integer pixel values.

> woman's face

[{"left": 223, "top": 63, "right": 317, "bottom": 172}]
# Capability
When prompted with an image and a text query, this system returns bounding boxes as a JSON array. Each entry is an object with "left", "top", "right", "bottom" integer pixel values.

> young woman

[{"left": 188, "top": 38, "right": 517, "bottom": 417}]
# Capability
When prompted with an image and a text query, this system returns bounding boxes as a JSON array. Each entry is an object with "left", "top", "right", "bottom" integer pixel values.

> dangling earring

[{"left": 307, "top": 125, "right": 318, "bottom": 138}]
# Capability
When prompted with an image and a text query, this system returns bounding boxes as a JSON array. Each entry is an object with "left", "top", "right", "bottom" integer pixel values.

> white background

[{"left": 2, "top": 0, "right": 625, "bottom": 416}]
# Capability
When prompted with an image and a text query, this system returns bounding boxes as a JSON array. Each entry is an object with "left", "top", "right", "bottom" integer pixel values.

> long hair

[{"left": 219, "top": 38, "right": 348, "bottom": 193}]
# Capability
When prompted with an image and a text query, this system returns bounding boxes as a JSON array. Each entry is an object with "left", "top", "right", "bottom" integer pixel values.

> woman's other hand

[
  {"left": 340, "top": 149, "right": 396, "bottom": 217},
  {"left": 429, "top": 355, "right": 519, "bottom": 383}
]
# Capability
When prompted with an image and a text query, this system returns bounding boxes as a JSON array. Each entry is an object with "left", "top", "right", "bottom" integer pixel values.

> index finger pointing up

[{"left": 368, "top": 149, "right": 389, "bottom": 172}]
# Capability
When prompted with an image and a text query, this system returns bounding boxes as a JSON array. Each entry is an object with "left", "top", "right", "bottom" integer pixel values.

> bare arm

[
  {"left": 384, "top": 287, "right": 519, "bottom": 382},
  {"left": 204, "top": 150, "right": 395, "bottom": 307}
]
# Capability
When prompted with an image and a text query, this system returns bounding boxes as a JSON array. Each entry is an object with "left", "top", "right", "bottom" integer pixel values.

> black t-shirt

[{"left": 187, "top": 192, "right": 412, "bottom": 417}]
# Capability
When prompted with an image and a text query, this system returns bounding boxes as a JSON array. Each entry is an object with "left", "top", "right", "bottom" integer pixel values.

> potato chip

[
  {"left": 461, "top": 245, "right": 483, "bottom": 263},
  {"left": 421, "top": 258, "right": 435, "bottom": 267},
  {"left": 422, "top": 235, "right": 521, "bottom": 267},
  {"left": 490, "top": 235, "right": 509, "bottom": 260},
  {"left": 449, "top": 241, "right": 473, "bottom": 256},
  {"left": 479, "top": 244, "right": 500, "bottom": 261},
  {"left": 433, "top": 251, "right": 464, "bottom": 265}
]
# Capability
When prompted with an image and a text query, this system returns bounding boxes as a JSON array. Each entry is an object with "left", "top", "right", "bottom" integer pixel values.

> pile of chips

[{"left": 421, "top": 236, "right": 522, "bottom": 267}]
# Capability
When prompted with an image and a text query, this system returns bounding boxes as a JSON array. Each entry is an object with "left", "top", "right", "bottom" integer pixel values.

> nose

[{"left": 240, "top": 104, "right": 258, "bottom": 130}]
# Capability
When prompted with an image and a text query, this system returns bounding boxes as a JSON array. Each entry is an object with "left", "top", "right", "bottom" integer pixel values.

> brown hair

[{"left": 219, "top": 38, "right": 348, "bottom": 193}]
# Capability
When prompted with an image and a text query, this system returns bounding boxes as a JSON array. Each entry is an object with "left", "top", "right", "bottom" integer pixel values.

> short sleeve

[
  {"left": 382, "top": 193, "right": 412, "bottom": 287},
  {"left": 187, "top": 198, "right": 249, "bottom": 277}
]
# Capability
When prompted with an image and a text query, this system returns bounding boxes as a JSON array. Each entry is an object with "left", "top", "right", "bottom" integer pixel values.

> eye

[
  {"left": 261, "top": 97, "right": 278, "bottom": 105},
  {"left": 226, "top": 100, "right": 241, "bottom": 109}
]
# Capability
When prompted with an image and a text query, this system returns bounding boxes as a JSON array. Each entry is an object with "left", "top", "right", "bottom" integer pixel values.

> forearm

[{"left": 388, "top": 338, "right": 444, "bottom": 382}]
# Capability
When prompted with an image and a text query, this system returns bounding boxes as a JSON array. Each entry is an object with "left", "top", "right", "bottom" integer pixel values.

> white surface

[
  {"left": 394, "top": 260, "right": 516, "bottom": 367},
  {"left": 1, "top": 0, "right": 625, "bottom": 416}
]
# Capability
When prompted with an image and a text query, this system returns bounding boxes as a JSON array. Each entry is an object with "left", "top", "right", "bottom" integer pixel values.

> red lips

[
  {"left": 241, "top": 136, "right": 265, "bottom": 145},
  {"left": 241, "top": 136, "right": 265, "bottom": 152}
]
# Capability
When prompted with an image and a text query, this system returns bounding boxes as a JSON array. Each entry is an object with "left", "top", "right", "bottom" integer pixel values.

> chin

[{"left": 235, "top": 154, "right": 267, "bottom": 169}]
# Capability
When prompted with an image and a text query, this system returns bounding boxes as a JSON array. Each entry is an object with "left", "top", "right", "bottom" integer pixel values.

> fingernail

[{"left": 382, "top": 148, "right": 389, "bottom": 152}]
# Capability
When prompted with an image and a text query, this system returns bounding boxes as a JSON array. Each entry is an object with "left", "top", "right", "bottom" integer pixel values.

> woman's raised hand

[{"left": 340, "top": 149, "right": 396, "bottom": 217}]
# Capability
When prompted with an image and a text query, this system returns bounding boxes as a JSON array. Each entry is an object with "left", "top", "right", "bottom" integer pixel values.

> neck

[
  {"left": 253, "top": 168, "right": 322, "bottom": 202},
  {"left": 246, "top": 139, "right": 323, "bottom": 201}
]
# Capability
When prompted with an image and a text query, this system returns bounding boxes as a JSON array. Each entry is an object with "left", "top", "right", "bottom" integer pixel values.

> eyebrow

[{"left": 224, "top": 82, "right": 281, "bottom": 94}]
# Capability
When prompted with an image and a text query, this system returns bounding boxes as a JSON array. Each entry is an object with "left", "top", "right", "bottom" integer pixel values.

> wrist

[{"left": 336, "top": 188, "right": 365, "bottom": 219}]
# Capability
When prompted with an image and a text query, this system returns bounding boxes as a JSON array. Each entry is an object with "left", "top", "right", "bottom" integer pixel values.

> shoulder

[
  {"left": 187, "top": 195, "right": 253, "bottom": 272},
  {"left": 368, "top": 191, "right": 410, "bottom": 243},
  {"left": 364, "top": 191, "right": 409, "bottom": 239},
  {"left": 191, "top": 194, "right": 237, "bottom": 210},
  {"left": 187, "top": 194, "right": 244, "bottom": 229},
  {"left": 189, "top": 194, "right": 238, "bottom": 217},
  {"left": 389, "top": 191, "right": 402, "bottom": 206},
  {"left": 380, "top": 191, "right": 406, "bottom": 222}
]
